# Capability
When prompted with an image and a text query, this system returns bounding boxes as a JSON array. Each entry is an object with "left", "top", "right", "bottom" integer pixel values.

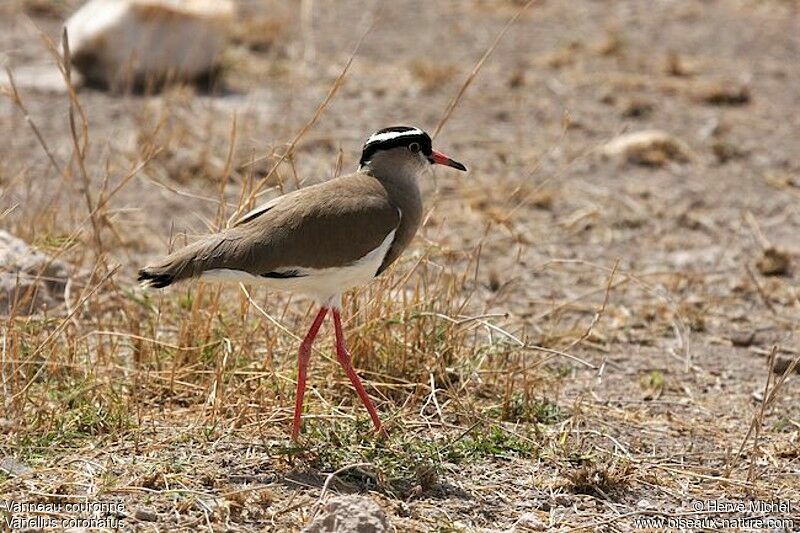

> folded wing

[{"left": 138, "top": 174, "right": 400, "bottom": 288}]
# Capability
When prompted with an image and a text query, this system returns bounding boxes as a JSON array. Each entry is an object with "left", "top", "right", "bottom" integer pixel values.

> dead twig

[{"left": 745, "top": 264, "right": 777, "bottom": 315}]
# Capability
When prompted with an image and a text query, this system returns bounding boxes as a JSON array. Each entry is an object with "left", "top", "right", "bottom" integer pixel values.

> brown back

[{"left": 141, "top": 171, "right": 418, "bottom": 283}]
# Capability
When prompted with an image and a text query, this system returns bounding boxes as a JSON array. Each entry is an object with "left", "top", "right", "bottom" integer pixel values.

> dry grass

[{"left": 2, "top": 0, "right": 800, "bottom": 530}]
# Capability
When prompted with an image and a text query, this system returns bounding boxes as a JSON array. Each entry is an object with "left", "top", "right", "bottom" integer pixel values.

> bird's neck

[
  {"left": 360, "top": 156, "right": 425, "bottom": 273},
  {"left": 360, "top": 159, "right": 423, "bottom": 235},
  {"left": 361, "top": 154, "right": 424, "bottom": 197}
]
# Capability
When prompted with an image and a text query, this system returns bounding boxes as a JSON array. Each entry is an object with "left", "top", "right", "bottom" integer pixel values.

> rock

[
  {"left": 664, "top": 51, "right": 688, "bottom": 77},
  {"left": 601, "top": 130, "right": 692, "bottom": 167},
  {"left": 663, "top": 51, "right": 703, "bottom": 77},
  {"left": 303, "top": 495, "right": 389, "bottom": 533},
  {"left": 488, "top": 269, "right": 502, "bottom": 292},
  {"left": 0, "top": 231, "right": 69, "bottom": 315},
  {"left": 730, "top": 331, "right": 755, "bottom": 347},
  {"left": 693, "top": 81, "right": 750, "bottom": 106},
  {"left": 134, "top": 508, "right": 159, "bottom": 522},
  {"left": 64, "top": 0, "right": 234, "bottom": 89},
  {"left": 621, "top": 99, "right": 654, "bottom": 119},
  {"left": 637, "top": 498, "right": 654, "bottom": 509},
  {"left": 756, "top": 247, "right": 791, "bottom": 276},
  {"left": 711, "top": 139, "right": 745, "bottom": 164},
  {"left": 772, "top": 356, "right": 800, "bottom": 375},
  {"left": 0, "top": 456, "right": 33, "bottom": 477}
]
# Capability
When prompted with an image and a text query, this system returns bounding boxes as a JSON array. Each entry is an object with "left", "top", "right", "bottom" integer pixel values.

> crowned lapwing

[{"left": 139, "top": 126, "right": 467, "bottom": 438}]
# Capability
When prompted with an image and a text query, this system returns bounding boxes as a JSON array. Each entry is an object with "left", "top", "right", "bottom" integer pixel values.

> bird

[{"left": 138, "top": 126, "right": 467, "bottom": 439}]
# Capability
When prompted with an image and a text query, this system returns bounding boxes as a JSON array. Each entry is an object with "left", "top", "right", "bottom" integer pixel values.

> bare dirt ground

[{"left": 1, "top": 0, "right": 800, "bottom": 531}]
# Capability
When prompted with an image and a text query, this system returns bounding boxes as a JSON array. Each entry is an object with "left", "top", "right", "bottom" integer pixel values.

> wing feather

[{"left": 217, "top": 174, "right": 400, "bottom": 275}]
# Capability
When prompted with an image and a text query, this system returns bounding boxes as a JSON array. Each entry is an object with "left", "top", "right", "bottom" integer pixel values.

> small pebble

[
  {"left": 772, "top": 357, "right": 800, "bottom": 375},
  {"left": 637, "top": 499, "right": 654, "bottom": 509},
  {"left": 756, "top": 247, "right": 791, "bottom": 276},
  {"left": 134, "top": 508, "right": 159, "bottom": 522},
  {"left": 730, "top": 331, "right": 755, "bottom": 347}
]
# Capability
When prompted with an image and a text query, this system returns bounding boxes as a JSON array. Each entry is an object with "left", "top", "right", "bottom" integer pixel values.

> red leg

[
  {"left": 332, "top": 309, "right": 384, "bottom": 433},
  {"left": 292, "top": 307, "right": 328, "bottom": 440}
]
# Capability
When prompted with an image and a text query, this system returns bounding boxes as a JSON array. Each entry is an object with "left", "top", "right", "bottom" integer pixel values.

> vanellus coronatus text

[{"left": 139, "top": 126, "right": 467, "bottom": 438}]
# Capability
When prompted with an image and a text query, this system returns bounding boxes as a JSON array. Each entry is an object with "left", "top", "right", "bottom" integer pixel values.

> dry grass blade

[
  {"left": 524, "top": 344, "right": 597, "bottom": 369},
  {"left": 745, "top": 347, "right": 774, "bottom": 483},
  {"left": 564, "top": 258, "right": 619, "bottom": 351},
  {"left": 230, "top": 9, "right": 382, "bottom": 225},
  {"left": 7, "top": 265, "right": 120, "bottom": 402},
  {"left": 432, "top": 0, "right": 538, "bottom": 139},
  {"left": 2, "top": 66, "right": 64, "bottom": 178},
  {"left": 27, "top": 23, "right": 106, "bottom": 255},
  {"left": 745, "top": 264, "right": 777, "bottom": 315},
  {"left": 729, "top": 346, "right": 800, "bottom": 481}
]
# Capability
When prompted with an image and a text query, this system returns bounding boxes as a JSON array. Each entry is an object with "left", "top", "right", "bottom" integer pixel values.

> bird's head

[{"left": 358, "top": 126, "right": 467, "bottom": 175}]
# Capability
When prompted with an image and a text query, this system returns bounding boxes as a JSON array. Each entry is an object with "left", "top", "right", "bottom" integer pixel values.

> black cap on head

[{"left": 359, "top": 126, "right": 432, "bottom": 167}]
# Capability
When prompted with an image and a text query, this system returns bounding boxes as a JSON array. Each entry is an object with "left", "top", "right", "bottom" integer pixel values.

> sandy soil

[{"left": 1, "top": 0, "right": 799, "bottom": 531}]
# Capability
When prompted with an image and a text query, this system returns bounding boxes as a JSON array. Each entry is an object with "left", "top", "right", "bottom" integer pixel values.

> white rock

[
  {"left": 64, "top": 0, "right": 234, "bottom": 88},
  {"left": 303, "top": 495, "right": 389, "bottom": 533},
  {"left": 0, "top": 231, "right": 69, "bottom": 315},
  {"left": 0, "top": 456, "right": 33, "bottom": 477},
  {"left": 601, "top": 130, "right": 693, "bottom": 166},
  {"left": 637, "top": 498, "right": 654, "bottom": 509}
]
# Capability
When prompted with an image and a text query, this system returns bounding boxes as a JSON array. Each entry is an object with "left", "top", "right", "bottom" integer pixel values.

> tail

[
  {"left": 138, "top": 235, "right": 227, "bottom": 289},
  {"left": 137, "top": 267, "right": 175, "bottom": 289}
]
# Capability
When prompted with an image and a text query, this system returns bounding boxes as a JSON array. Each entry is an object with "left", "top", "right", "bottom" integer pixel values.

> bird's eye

[{"left": 408, "top": 142, "right": 420, "bottom": 153}]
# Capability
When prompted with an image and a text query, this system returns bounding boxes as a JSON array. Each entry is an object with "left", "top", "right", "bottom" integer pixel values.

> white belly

[{"left": 199, "top": 229, "right": 396, "bottom": 307}]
